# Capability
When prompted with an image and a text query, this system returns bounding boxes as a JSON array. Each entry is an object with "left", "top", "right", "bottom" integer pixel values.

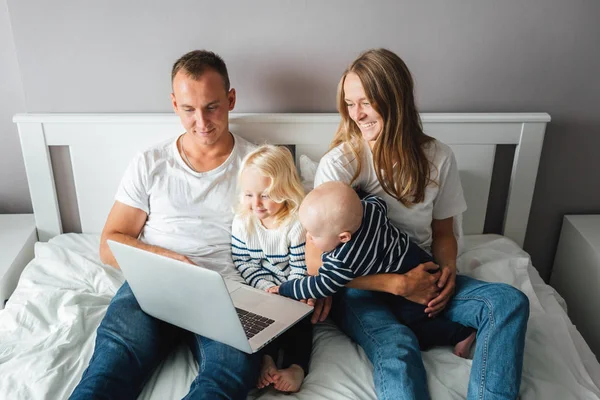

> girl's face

[
  {"left": 241, "top": 166, "right": 285, "bottom": 228},
  {"left": 343, "top": 72, "right": 384, "bottom": 146}
]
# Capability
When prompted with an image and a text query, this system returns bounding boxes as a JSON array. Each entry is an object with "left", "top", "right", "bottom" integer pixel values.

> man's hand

[
  {"left": 425, "top": 265, "right": 456, "bottom": 317},
  {"left": 310, "top": 296, "right": 332, "bottom": 324},
  {"left": 397, "top": 262, "right": 441, "bottom": 305},
  {"left": 167, "top": 251, "right": 195, "bottom": 265},
  {"left": 266, "top": 286, "right": 280, "bottom": 294}
]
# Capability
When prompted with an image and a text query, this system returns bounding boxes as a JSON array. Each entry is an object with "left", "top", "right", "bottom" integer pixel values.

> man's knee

[{"left": 202, "top": 339, "right": 260, "bottom": 374}]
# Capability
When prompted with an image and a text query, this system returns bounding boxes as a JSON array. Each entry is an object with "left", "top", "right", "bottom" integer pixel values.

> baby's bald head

[{"left": 300, "top": 182, "right": 363, "bottom": 251}]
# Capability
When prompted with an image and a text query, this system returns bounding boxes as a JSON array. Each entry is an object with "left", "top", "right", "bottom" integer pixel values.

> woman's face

[{"left": 343, "top": 72, "right": 384, "bottom": 145}]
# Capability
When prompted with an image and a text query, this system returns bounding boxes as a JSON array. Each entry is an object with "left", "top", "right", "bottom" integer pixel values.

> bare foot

[
  {"left": 257, "top": 355, "right": 278, "bottom": 389},
  {"left": 454, "top": 331, "right": 477, "bottom": 358},
  {"left": 272, "top": 364, "right": 305, "bottom": 392}
]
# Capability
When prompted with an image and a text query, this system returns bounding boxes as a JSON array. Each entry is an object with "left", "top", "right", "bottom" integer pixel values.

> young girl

[{"left": 231, "top": 144, "right": 312, "bottom": 393}]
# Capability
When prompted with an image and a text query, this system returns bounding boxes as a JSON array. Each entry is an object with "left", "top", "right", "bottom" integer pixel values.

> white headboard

[{"left": 14, "top": 113, "right": 550, "bottom": 247}]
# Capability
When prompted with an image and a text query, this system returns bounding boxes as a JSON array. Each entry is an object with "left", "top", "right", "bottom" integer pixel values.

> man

[{"left": 70, "top": 50, "right": 331, "bottom": 399}]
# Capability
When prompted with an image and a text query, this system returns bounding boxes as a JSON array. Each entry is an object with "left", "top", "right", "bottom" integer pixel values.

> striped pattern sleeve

[
  {"left": 231, "top": 217, "right": 276, "bottom": 290},
  {"left": 362, "top": 194, "right": 388, "bottom": 214},
  {"left": 278, "top": 255, "right": 355, "bottom": 299},
  {"left": 287, "top": 220, "right": 307, "bottom": 281}
]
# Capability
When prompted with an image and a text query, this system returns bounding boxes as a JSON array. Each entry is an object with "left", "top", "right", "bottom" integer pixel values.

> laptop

[{"left": 107, "top": 240, "right": 313, "bottom": 354}]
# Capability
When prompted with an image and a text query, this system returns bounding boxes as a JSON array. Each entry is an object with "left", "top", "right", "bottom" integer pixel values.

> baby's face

[
  {"left": 300, "top": 209, "right": 342, "bottom": 253},
  {"left": 306, "top": 229, "right": 343, "bottom": 253}
]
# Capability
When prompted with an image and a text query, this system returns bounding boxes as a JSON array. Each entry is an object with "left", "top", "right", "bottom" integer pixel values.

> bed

[{"left": 3, "top": 113, "right": 600, "bottom": 399}]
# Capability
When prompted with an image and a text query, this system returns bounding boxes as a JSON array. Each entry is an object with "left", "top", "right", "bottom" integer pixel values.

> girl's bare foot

[
  {"left": 257, "top": 355, "right": 278, "bottom": 389},
  {"left": 454, "top": 331, "right": 477, "bottom": 358},
  {"left": 272, "top": 364, "right": 305, "bottom": 392}
]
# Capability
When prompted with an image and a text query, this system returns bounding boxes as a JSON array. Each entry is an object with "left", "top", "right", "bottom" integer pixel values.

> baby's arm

[{"left": 278, "top": 257, "right": 354, "bottom": 300}]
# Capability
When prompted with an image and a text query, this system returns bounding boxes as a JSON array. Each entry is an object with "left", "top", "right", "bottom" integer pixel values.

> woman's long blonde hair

[
  {"left": 331, "top": 48, "right": 435, "bottom": 206},
  {"left": 236, "top": 145, "right": 305, "bottom": 230}
]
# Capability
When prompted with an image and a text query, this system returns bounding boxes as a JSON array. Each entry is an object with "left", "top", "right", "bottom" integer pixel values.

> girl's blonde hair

[
  {"left": 236, "top": 144, "right": 305, "bottom": 229},
  {"left": 331, "top": 48, "right": 435, "bottom": 206}
]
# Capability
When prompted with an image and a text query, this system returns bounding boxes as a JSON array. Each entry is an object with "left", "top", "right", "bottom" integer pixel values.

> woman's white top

[{"left": 314, "top": 139, "right": 467, "bottom": 253}]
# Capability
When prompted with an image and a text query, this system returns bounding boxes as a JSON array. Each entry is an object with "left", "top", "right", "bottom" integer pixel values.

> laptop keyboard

[{"left": 235, "top": 308, "right": 275, "bottom": 339}]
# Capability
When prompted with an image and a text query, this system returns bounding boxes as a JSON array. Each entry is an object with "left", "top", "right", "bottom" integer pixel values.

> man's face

[{"left": 171, "top": 69, "right": 236, "bottom": 147}]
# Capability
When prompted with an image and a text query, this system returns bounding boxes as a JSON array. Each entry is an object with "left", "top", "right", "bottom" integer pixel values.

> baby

[{"left": 272, "top": 181, "right": 476, "bottom": 356}]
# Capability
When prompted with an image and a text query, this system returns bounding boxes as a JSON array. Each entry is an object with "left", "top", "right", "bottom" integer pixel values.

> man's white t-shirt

[
  {"left": 314, "top": 139, "right": 467, "bottom": 253},
  {"left": 115, "top": 133, "right": 256, "bottom": 282}
]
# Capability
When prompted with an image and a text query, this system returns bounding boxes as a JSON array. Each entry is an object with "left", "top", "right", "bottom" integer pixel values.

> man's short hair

[{"left": 171, "top": 50, "right": 230, "bottom": 92}]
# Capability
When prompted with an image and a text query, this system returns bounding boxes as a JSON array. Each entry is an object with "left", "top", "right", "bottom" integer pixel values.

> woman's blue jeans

[
  {"left": 331, "top": 275, "right": 529, "bottom": 400},
  {"left": 70, "top": 282, "right": 261, "bottom": 400}
]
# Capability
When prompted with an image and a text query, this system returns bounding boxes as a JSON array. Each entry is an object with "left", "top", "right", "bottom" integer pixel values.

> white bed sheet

[{"left": 0, "top": 233, "right": 599, "bottom": 400}]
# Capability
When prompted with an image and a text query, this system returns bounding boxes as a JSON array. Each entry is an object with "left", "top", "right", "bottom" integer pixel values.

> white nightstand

[
  {"left": 551, "top": 215, "right": 600, "bottom": 359},
  {"left": 0, "top": 214, "right": 37, "bottom": 309}
]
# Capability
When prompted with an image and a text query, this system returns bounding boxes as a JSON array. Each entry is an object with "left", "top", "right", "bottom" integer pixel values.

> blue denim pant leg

[
  {"left": 444, "top": 275, "right": 530, "bottom": 400},
  {"left": 332, "top": 287, "right": 430, "bottom": 400},
  {"left": 184, "top": 335, "right": 262, "bottom": 400},
  {"left": 70, "top": 281, "right": 182, "bottom": 400}
]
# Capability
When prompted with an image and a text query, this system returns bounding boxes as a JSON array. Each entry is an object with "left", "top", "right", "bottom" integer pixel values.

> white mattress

[{"left": 0, "top": 233, "right": 599, "bottom": 400}]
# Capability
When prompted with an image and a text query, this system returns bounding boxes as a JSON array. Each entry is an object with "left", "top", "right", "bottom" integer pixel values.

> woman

[{"left": 309, "top": 48, "right": 529, "bottom": 400}]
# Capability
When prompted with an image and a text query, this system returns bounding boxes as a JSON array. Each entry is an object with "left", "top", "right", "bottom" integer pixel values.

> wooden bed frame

[{"left": 13, "top": 113, "right": 550, "bottom": 246}]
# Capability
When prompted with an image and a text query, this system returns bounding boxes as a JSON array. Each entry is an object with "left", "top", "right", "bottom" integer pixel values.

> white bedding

[{"left": 1, "top": 234, "right": 599, "bottom": 400}]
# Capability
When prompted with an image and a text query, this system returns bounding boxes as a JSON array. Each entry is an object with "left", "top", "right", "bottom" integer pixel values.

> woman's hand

[
  {"left": 296, "top": 297, "right": 331, "bottom": 324},
  {"left": 396, "top": 262, "right": 441, "bottom": 305},
  {"left": 310, "top": 297, "right": 332, "bottom": 324},
  {"left": 425, "top": 265, "right": 456, "bottom": 317}
]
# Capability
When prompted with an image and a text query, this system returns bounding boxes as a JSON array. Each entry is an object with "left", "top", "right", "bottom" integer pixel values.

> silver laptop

[{"left": 107, "top": 240, "right": 313, "bottom": 354}]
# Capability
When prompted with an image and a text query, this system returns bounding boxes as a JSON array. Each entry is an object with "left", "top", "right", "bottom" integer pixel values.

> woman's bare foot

[
  {"left": 272, "top": 364, "right": 305, "bottom": 392},
  {"left": 454, "top": 331, "right": 477, "bottom": 358},
  {"left": 257, "top": 355, "right": 278, "bottom": 389}
]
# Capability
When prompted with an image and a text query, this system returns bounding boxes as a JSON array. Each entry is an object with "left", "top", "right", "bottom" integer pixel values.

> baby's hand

[{"left": 266, "top": 286, "right": 280, "bottom": 294}]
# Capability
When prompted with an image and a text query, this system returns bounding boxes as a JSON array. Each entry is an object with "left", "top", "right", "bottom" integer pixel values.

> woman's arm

[
  {"left": 425, "top": 216, "right": 458, "bottom": 316},
  {"left": 349, "top": 264, "right": 441, "bottom": 305},
  {"left": 303, "top": 237, "right": 333, "bottom": 323}
]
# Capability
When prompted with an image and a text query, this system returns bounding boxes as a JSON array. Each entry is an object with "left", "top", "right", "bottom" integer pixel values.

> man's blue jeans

[
  {"left": 70, "top": 282, "right": 261, "bottom": 400},
  {"left": 331, "top": 275, "right": 529, "bottom": 400}
]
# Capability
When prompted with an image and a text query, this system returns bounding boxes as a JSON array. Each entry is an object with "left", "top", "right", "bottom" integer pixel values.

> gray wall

[
  {"left": 0, "top": 0, "right": 27, "bottom": 212},
  {"left": 3, "top": 0, "right": 600, "bottom": 281}
]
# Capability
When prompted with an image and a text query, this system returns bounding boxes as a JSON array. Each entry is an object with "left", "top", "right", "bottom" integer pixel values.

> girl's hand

[
  {"left": 425, "top": 265, "right": 456, "bottom": 317},
  {"left": 266, "top": 286, "right": 280, "bottom": 294}
]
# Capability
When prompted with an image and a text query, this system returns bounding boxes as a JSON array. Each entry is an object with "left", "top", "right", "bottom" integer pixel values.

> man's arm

[{"left": 100, "top": 201, "right": 192, "bottom": 269}]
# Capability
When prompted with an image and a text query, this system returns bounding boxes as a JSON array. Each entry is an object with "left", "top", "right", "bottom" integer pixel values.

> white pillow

[{"left": 299, "top": 154, "right": 319, "bottom": 192}]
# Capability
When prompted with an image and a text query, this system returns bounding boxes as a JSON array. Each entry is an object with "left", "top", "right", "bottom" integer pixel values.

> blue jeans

[
  {"left": 70, "top": 282, "right": 261, "bottom": 400},
  {"left": 331, "top": 275, "right": 529, "bottom": 400}
]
